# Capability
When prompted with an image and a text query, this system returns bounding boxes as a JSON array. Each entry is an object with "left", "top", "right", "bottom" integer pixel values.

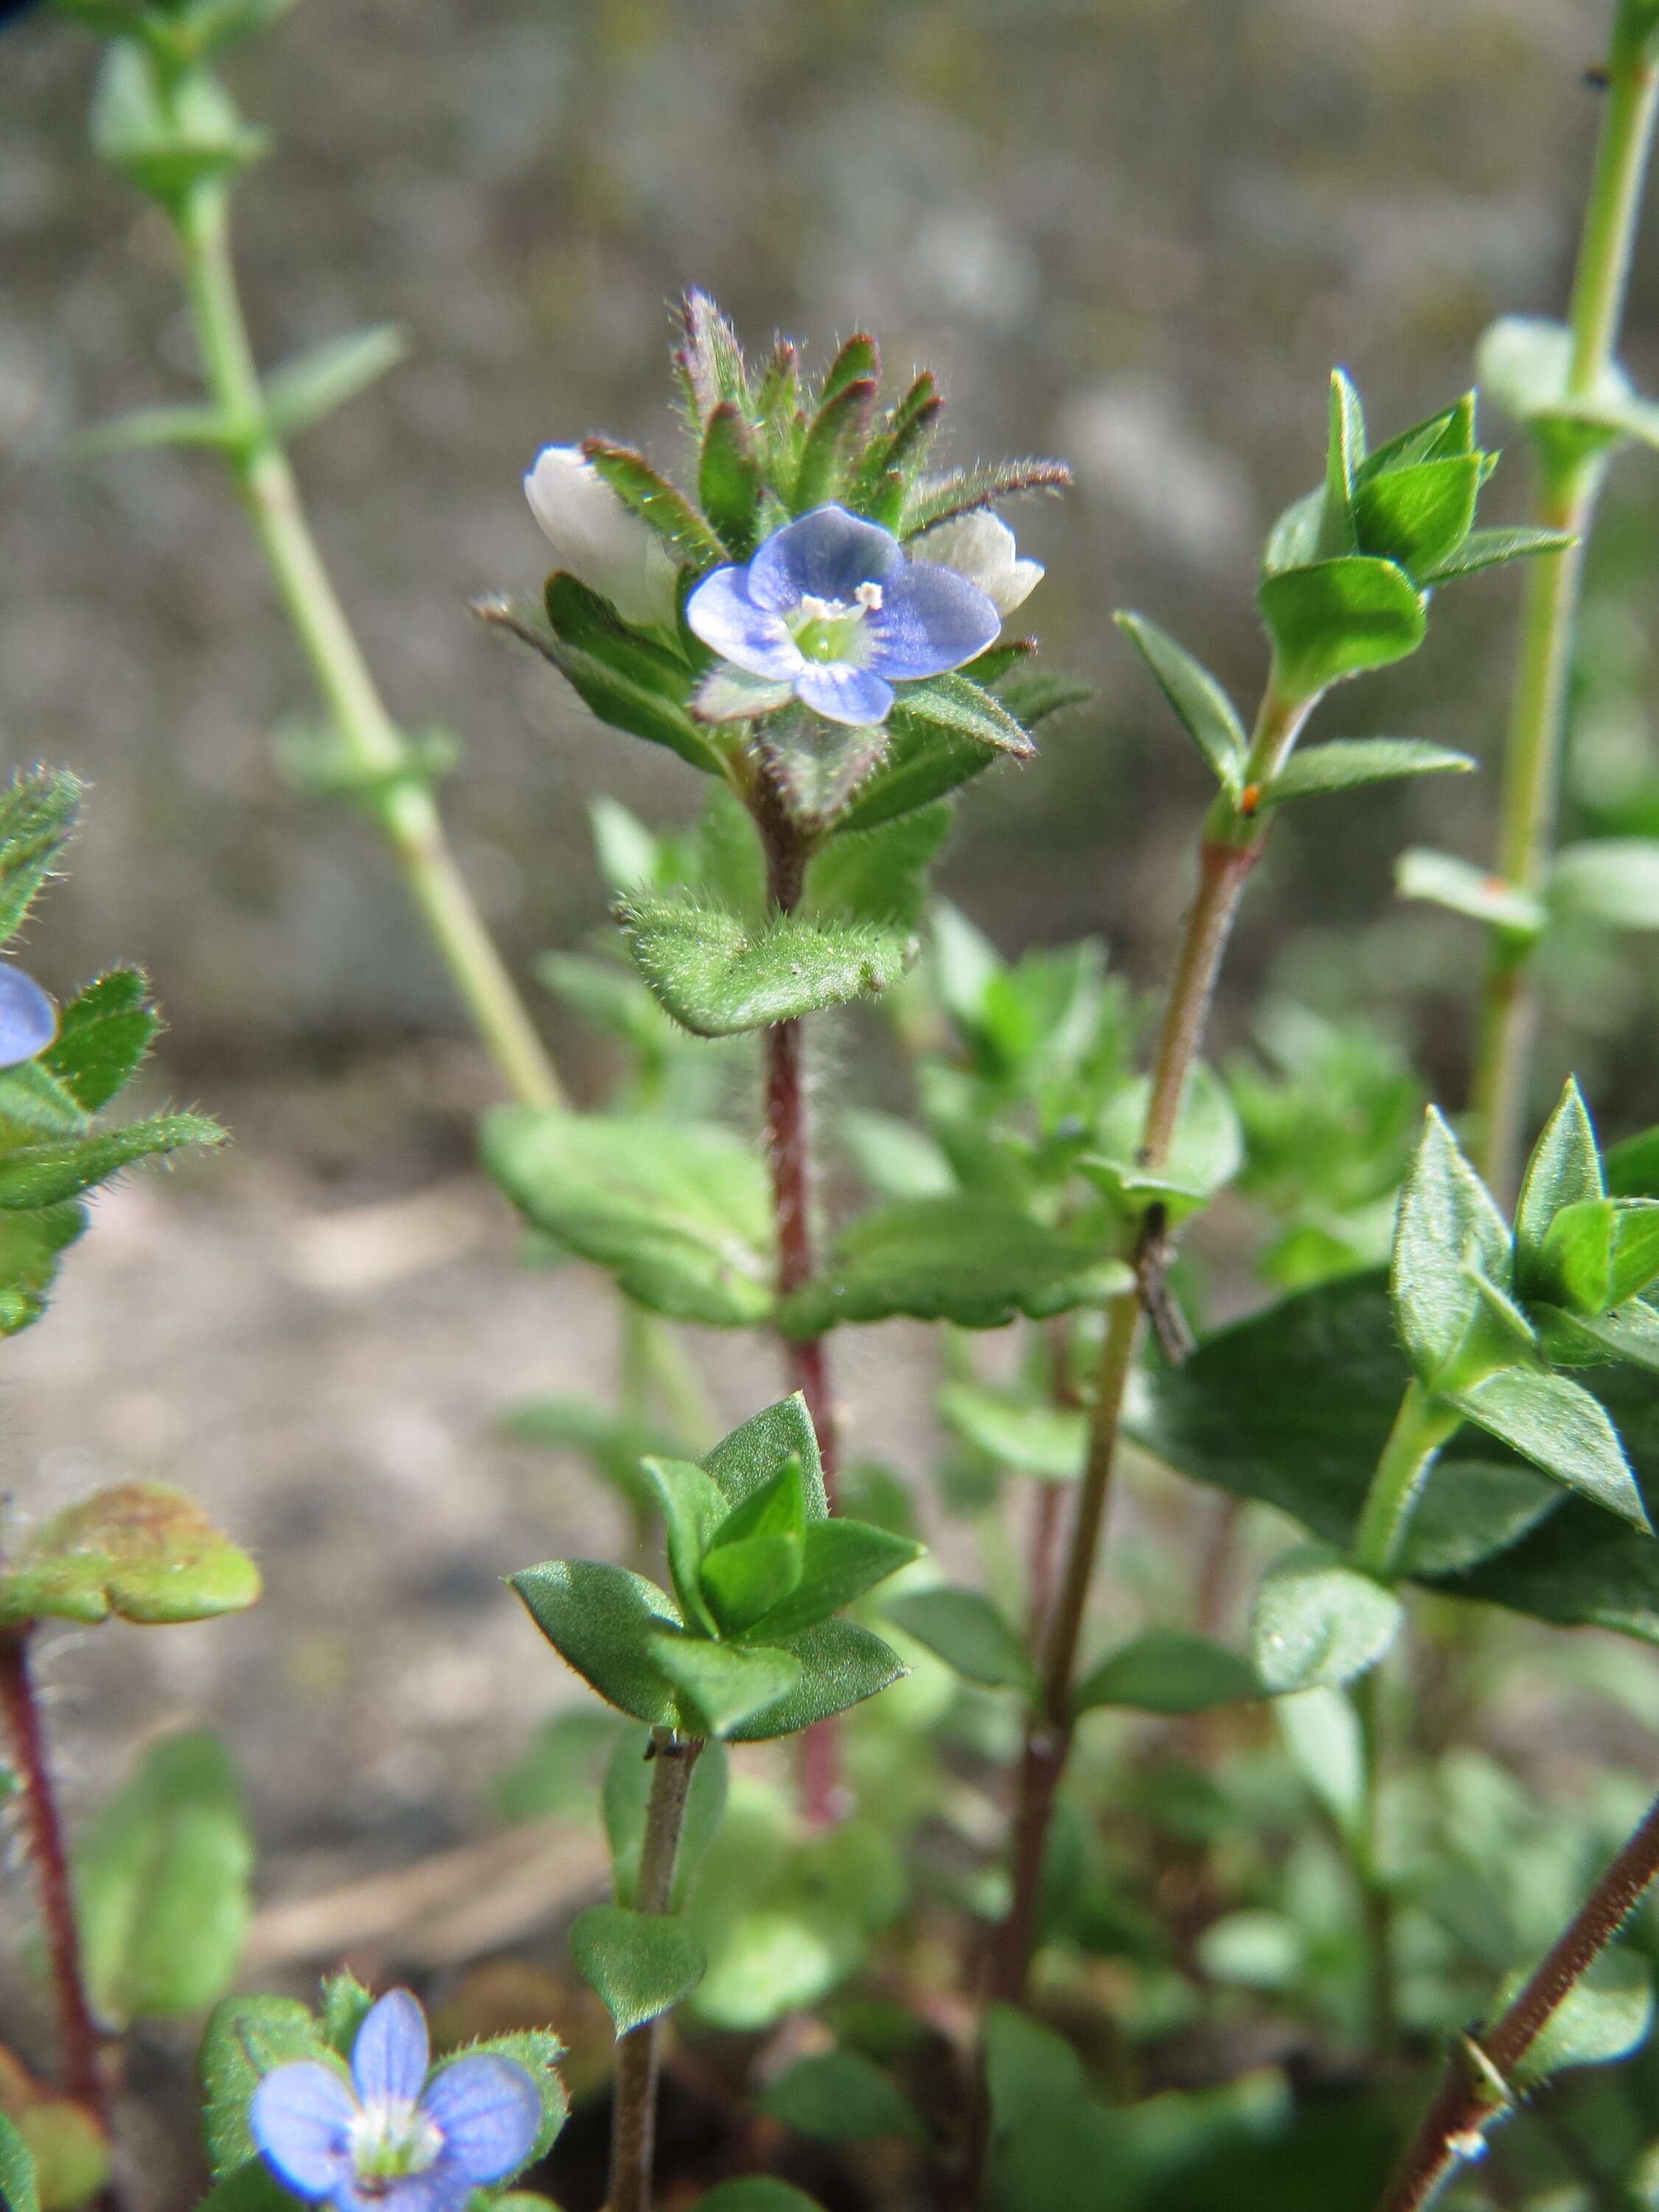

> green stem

[
  {"left": 1472, "top": 29, "right": 1659, "bottom": 1201},
  {"left": 1351, "top": 1382, "right": 1464, "bottom": 1579},
  {"left": 173, "top": 183, "right": 563, "bottom": 1114},
  {"left": 984, "top": 675, "right": 1315, "bottom": 2005},
  {"left": 608, "top": 1731, "right": 703, "bottom": 2212}
]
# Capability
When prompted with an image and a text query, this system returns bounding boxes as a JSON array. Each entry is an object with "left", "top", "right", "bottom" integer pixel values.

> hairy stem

[
  {"left": 608, "top": 1731, "right": 705, "bottom": 2212},
  {"left": 1351, "top": 1382, "right": 1465, "bottom": 1579},
  {"left": 1376, "top": 1787, "right": 1659, "bottom": 2212},
  {"left": 173, "top": 182, "right": 563, "bottom": 1113},
  {"left": 1471, "top": 29, "right": 1659, "bottom": 1200},
  {"left": 0, "top": 1629, "right": 106, "bottom": 2118}
]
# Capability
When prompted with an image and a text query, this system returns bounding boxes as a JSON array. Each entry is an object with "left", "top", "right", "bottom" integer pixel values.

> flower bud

[
  {"left": 911, "top": 511, "right": 1043, "bottom": 617},
  {"left": 524, "top": 445, "right": 679, "bottom": 630}
]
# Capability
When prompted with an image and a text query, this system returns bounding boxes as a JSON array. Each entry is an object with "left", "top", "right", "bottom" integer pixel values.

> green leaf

[
  {"left": 1551, "top": 838, "right": 1659, "bottom": 929},
  {"left": 900, "top": 459, "right": 1071, "bottom": 538},
  {"left": 602, "top": 1728, "right": 728, "bottom": 1908},
  {"left": 699, "top": 1461, "right": 807, "bottom": 1636},
  {"left": 0, "top": 1206, "right": 86, "bottom": 1340},
  {"left": 510, "top": 1559, "right": 682, "bottom": 1725},
  {"left": 1391, "top": 1107, "right": 1512, "bottom": 1390},
  {"left": 1537, "top": 1197, "right": 1659, "bottom": 1313},
  {"left": 1500, "top": 1949, "right": 1655, "bottom": 2085},
  {"left": 320, "top": 1971, "right": 375, "bottom": 2056},
  {"left": 41, "top": 970, "right": 159, "bottom": 1113},
  {"left": 1477, "top": 314, "right": 1659, "bottom": 461},
  {"left": 1445, "top": 1366, "right": 1650, "bottom": 1529},
  {"left": 755, "top": 709, "right": 890, "bottom": 830},
  {"left": 1257, "top": 738, "right": 1473, "bottom": 807},
  {"left": 1352, "top": 454, "right": 1481, "bottom": 579},
  {"left": 0, "top": 1113, "right": 225, "bottom": 1211},
  {"left": 1251, "top": 1543, "right": 1403, "bottom": 1692},
  {"left": 1085, "top": 1061, "right": 1244, "bottom": 1222},
  {"left": 993, "top": 670, "right": 1094, "bottom": 727},
  {"left": 198, "top": 1994, "right": 332, "bottom": 2179},
  {"left": 643, "top": 1456, "right": 731, "bottom": 1636},
  {"left": 672, "top": 291, "right": 749, "bottom": 426},
  {"left": 1391, "top": 1458, "right": 1563, "bottom": 1577},
  {"left": 580, "top": 439, "right": 726, "bottom": 569},
  {"left": 1417, "top": 525, "right": 1575, "bottom": 583},
  {"left": 191, "top": 2160, "right": 299, "bottom": 2212},
  {"left": 1315, "top": 368, "right": 1365, "bottom": 559},
  {"left": 73, "top": 401, "right": 237, "bottom": 457},
  {"left": 692, "top": 2185, "right": 827, "bottom": 2212},
  {"left": 0, "top": 2118, "right": 37, "bottom": 2212},
  {"left": 722, "top": 1616, "right": 907, "bottom": 1739},
  {"left": 0, "top": 1483, "right": 260, "bottom": 1628},
  {"left": 0, "top": 1062, "right": 91, "bottom": 1144},
  {"left": 568, "top": 1904, "right": 706, "bottom": 2035},
  {"left": 745, "top": 1518, "right": 922, "bottom": 1640},
  {"left": 698, "top": 403, "right": 762, "bottom": 558},
  {"left": 758, "top": 2052, "right": 922, "bottom": 2143},
  {"left": 1356, "top": 395, "right": 1475, "bottom": 480},
  {"left": 1113, "top": 612, "right": 1246, "bottom": 794},
  {"left": 262, "top": 324, "right": 408, "bottom": 440},
  {"left": 883, "top": 1585, "right": 1034, "bottom": 1694},
  {"left": 1072, "top": 1629, "right": 1259, "bottom": 1715},
  {"left": 76, "top": 1733, "right": 252, "bottom": 2027},
  {"left": 834, "top": 714, "right": 1001, "bottom": 834},
  {"left": 937, "top": 1380, "right": 1086, "bottom": 1480},
  {"left": 889, "top": 672, "right": 1035, "bottom": 760},
  {"left": 1258, "top": 557, "right": 1426, "bottom": 698},
  {"left": 91, "top": 43, "right": 268, "bottom": 212},
  {"left": 794, "top": 372, "right": 878, "bottom": 512},
  {"left": 1540, "top": 1300, "right": 1659, "bottom": 1376},
  {"left": 703, "top": 1394, "right": 828, "bottom": 1520},
  {"left": 0, "top": 771, "right": 80, "bottom": 947},
  {"left": 546, "top": 574, "right": 692, "bottom": 695},
  {"left": 650, "top": 1635, "right": 804, "bottom": 1738},
  {"left": 492, "top": 594, "right": 717, "bottom": 774},
  {"left": 481, "top": 1109, "right": 773, "bottom": 1327},
  {"left": 779, "top": 1196, "right": 1131, "bottom": 1336},
  {"left": 616, "top": 895, "right": 913, "bottom": 1037},
  {"left": 1395, "top": 846, "right": 1547, "bottom": 934},
  {"left": 1515, "top": 1079, "right": 1604, "bottom": 1284},
  {"left": 803, "top": 804, "right": 952, "bottom": 931}
]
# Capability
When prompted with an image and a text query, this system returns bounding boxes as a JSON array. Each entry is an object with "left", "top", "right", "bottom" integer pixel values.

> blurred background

[{"left": 7, "top": 0, "right": 1659, "bottom": 2179}]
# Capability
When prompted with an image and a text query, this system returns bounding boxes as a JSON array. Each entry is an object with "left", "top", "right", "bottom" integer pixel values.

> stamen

[{"left": 855, "top": 580, "right": 883, "bottom": 611}]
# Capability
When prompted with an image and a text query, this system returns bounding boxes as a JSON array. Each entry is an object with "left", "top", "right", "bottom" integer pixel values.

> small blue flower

[
  {"left": 250, "top": 1989, "right": 541, "bottom": 2212},
  {"left": 0, "top": 967, "right": 57, "bottom": 1070},
  {"left": 686, "top": 503, "right": 1002, "bottom": 728}
]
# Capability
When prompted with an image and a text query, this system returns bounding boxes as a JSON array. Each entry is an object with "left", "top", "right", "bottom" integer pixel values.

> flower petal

[
  {"left": 692, "top": 667, "right": 798, "bottom": 723},
  {"left": 912, "top": 512, "right": 1044, "bottom": 616},
  {"left": 422, "top": 2055, "right": 543, "bottom": 2186},
  {"left": 748, "top": 506, "right": 904, "bottom": 613},
  {"left": 250, "top": 2061, "right": 357, "bottom": 2199},
  {"left": 794, "top": 663, "right": 894, "bottom": 727},
  {"left": 864, "top": 562, "right": 1001, "bottom": 679},
  {"left": 0, "top": 968, "right": 57, "bottom": 1069},
  {"left": 524, "top": 445, "right": 679, "bottom": 628},
  {"left": 351, "top": 1989, "right": 429, "bottom": 2109},
  {"left": 686, "top": 568, "right": 804, "bottom": 680}
]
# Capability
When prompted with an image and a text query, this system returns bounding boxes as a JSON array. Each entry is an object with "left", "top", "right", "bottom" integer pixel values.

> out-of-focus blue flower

[
  {"left": 0, "top": 969, "right": 58, "bottom": 1068},
  {"left": 251, "top": 1989, "right": 540, "bottom": 2212},
  {"left": 687, "top": 504, "right": 1001, "bottom": 728}
]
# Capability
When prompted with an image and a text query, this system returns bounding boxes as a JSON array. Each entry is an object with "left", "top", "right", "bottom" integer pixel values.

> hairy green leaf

[
  {"left": 1258, "top": 738, "right": 1472, "bottom": 806},
  {"left": 1114, "top": 612, "right": 1246, "bottom": 793},
  {"left": 617, "top": 895, "right": 913, "bottom": 1036},
  {"left": 1258, "top": 557, "right": 1426, "bottom": 698},
  {"left": 568, "top": 1904, "right": 706, "bottom": 2035}
]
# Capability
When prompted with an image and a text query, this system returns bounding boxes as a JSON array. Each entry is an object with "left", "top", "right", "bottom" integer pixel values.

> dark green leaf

[
  {"left": 0, "top": 1062, "right": 90, "bottom": 1144},
  {"left": 1085, "top": 1061, "right": 1243, "bottom": 1223},
  {"left": 758, "top": 2052, "right": 922, "bottom": 2143},
  {"left": 1353, "top": 454, "right": 1481, "bottom": 578},
  {"left": 834, "top": 716, "right": 1000, "bottom": 834},
  {"left": 900, "top": 459, "right": 1071, "bottom": 538},
  {"left": 198, "top": 1994, "right": 331, "bottom": 2180},
  {"left": 488, "top": 596, "right": 717, "bottom": 774},
  {"left": 1515, "top": 1079, "right": 1603, "bottom": 1284},
  {"left": 702, "top": 1394, "right": 826, "bottom": 1519},
  {"left": 700, "top": 1461, "right": 807, "bottom": 1636},
  {"left": 779, "top": 1196, "right": 1131, "bottom": 1336},
  {"left": 617, "top": 895, "right": 913, "bottom": 1036},
  {"left": 1391, "top": 1107, "right": 1511, "bottom": 1389},
  {"left": 581, "top": 439, "right": 726, "bottom": 569},
  {"left": 545, "top": 574, "right": 692, "bottom": 695},
  {"left": 1072, "top": 1629, "right": 1259, "bottom": 1716},
  {"left": 692, "top": 2185, "right": 826, "bottom": 2212},
  {"left": 0, "top": 1112, "right": 224, "bottom": 1211},
  {"left": 644, "top": 1455, "right": 731, "bottom": 1635},
  {"left": 755, "top": 709, "right": 889, "bottom": 830},
  {"left": 890, "top": 672, "right": 1034, "bottom": 760},
  {"left": 1315, "top": 369, "right": 1365, "bottom": 559},
  {"left": 42, "top": 969, "right": 159, "bottom": 1113},
  {"left": 481, "top": 1109, "right": 773, "bottom": 1327},
  {"left": 1391, "top": 1458, "right": 1562, "bottom": 1576},
  {"left": 76, "top": 1733, "right": 253, "bottom": 2027},
  {"left": 1537, "top": 1197, "right": 1659, "bottom": 1313},
  {"left": 723, "top": 1616, "right": 906, "bottom": 1739},
  {"left": 883, "top": 1585, "right": 1034, "bottom": 1694},
  {"left": 794, "top": 375, "right": 877, "bottom": 512},
  {"left": 1258, "top": 738, "right": 1473, "bottom": 806},
  {"left": 1541, "top": 1300, "right": 1659, "bottom": 1375},
  {"left": 650, "top": 1635, "right": 804, "bottom": 1738},
  {"left": 1114, "top": 612, "right": 1246, "bottom": 793},
  {"left": 1251, "top": 1543, "right": 1403, "bottom": 1691},
  {"left": 0, "top": 1481, "right": 261, "bottom": 1628},
  {"left": 698, "top": 403, "right": 762, "bottom": 558},
  {"left": 0, "top": 2118, "right": 37, "bottom": 2212},
  {"left": 191, "top": 2160, "right": 301, "bottom": 2212},
  {"left": 1445, "top": 1366, "right": 1650, "bottom": 1528},
  {"left": 0, "top": 1204, "right": 88, "bottom": 1340},
  {"left": 1394, "top": 846, "right": 1547, "bottom": 934},
  {"left": 262, "top": 324, "right": 408, "bottom": 440},
  {"left": 747, "top": 1518, "right": 922, "bottom": 1639},
  {"left": 0, "top": 771, "right": 80, "bottom": 947},
  {"left": 1356, "top": 395, "right": 1474, "bottom": 480},
  {"left": 568, "top": 1904, "right": 706, "bottom": 2034},
  {"left": 1258, "top": 557, "right": 1426, "bottom": 698},
  {"left": 510, "top": 1559, "right": 683, "bottom": 1725}
]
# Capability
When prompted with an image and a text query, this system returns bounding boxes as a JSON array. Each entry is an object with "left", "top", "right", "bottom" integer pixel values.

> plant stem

[
  {"left": 1351, "top": 1382, "right": 1464, "bottom": 1579},
  {"left": 1471, "top": 29, "right": 1659, "bottom": 1201},
  {"left": 607, "top": 1731, "right": 703, "bottom": 2212},
  {"left": 985, "top": 684, "right": 1312, "bottom": 2005},
  {"left": 1375, "top": 1786, "right": 1659, "bottom": 2212},
  {"left": 1354, "top": 1668, "right": 1399, "bottom": 2065},
  {"left": 173, "top": 183, "right": 563, "bottom": 1114},
  {"left": 0, "top": 1628, "right": 106, "bottom": 2118}
]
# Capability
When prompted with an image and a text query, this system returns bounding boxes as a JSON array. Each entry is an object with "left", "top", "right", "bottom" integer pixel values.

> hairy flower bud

[{"left": 524, "top": 445, "right": 679, "bottom": 630}]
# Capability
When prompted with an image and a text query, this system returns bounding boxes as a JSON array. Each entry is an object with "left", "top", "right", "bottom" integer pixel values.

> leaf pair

[{"left": 512, "top": 1397, "right": 918, "bottom": 1741}]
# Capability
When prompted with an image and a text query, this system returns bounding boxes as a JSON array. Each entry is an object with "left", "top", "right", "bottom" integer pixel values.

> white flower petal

[
  {"left": 524, "top": 445, "right": 680, "bottom": 628},
  {"left": 912, "top": 510, "right": 1043, "bottom": 616}
]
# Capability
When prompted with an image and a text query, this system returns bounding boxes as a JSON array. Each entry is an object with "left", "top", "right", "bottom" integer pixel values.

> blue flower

[
  {"left": 250, "top": 1989, "right": 541, "bottom": 2212},
  {"left": 686, "top": 504, "right": 1002, "bottom": 728},
  {"left": 0, "top": 967, "right": 57, "bottom": 1070}
]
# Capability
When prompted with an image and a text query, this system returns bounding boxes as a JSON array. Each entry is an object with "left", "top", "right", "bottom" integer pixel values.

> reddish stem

[{"left": 0, "top": 1628, "right": 107, "bottom": 2116}]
